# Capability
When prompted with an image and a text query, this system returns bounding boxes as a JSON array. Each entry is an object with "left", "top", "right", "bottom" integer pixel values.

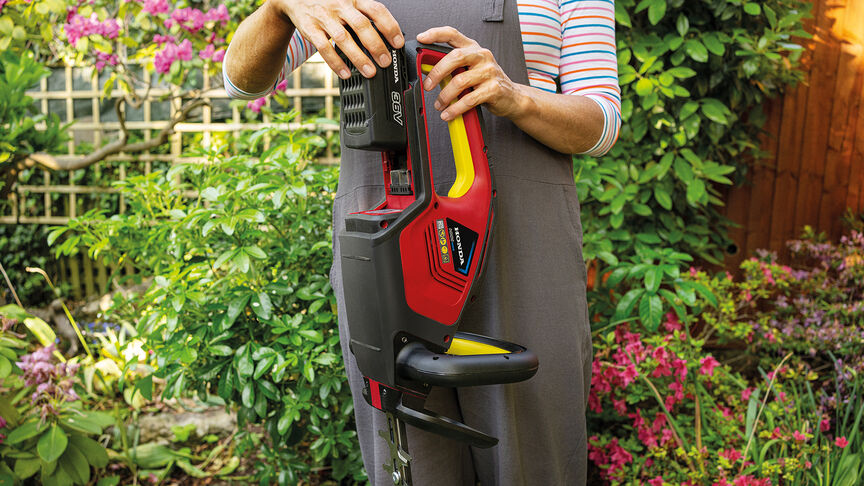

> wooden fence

[
  {"left": 724, "top": 0, "right": 864, "bottom": 267},
  {"left": 2, "top": 55, "right": 340, "bottom": 300}
]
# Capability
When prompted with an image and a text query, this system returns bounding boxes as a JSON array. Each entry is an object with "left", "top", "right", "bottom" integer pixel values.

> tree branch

[{"left": 24, "top": 98, "right": 209, "bottom": 172}]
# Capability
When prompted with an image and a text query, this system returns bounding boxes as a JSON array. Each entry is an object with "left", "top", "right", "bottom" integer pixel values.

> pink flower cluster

[
  {"left": 588, "top": 436, "right": 633, "bottom": 479},
  {"left": 589, "top": 321, "right": 695, "bottom": 416},
  {"left": 15, "top": 344, "right": 80, "bottom": 419},
  {"left": 64, "top": 12, "right": 120, "bottom": 45},
  {"left": 95, "top": 51, "right": 119, "bottom": 72},
  {"left": 0, "top": 414, "right": 6, "bottom": 445},
  {"left": 154, "top": 38, "right": 193, "bottom": 74},
  {"left": 198, "top": 44, "right": 225, "bottom": 63},
  {"left": 142, "top": 0, "right": 170, "bottom": 16},
  {"left": 246, "top": 79, "right": 290, "bottom": 113},
  {"left": 164, "top": 5, "right": 229, "bottom": 33}
]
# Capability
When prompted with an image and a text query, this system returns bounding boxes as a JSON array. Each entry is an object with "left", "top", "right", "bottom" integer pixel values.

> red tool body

[{"left": 337, "top": 38, "right": 538, "bottom": 484}]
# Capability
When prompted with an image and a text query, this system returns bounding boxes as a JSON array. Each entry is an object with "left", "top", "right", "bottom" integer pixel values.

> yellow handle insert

[
  {"left": 421, "top": 63, "right": 475, "bottom": 199},
  {"left": 447, "top": 337, "right": 510, "bottom": 356}
]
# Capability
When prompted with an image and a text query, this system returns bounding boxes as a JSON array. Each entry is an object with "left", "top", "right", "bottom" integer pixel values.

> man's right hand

[{"left": 273, "top": 0, "right": 404, "bottom": 79}]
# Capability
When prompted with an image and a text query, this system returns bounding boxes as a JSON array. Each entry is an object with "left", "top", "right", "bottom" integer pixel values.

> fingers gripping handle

[{"left": 408, "top": 41, "right": 490, "bottom": 200}]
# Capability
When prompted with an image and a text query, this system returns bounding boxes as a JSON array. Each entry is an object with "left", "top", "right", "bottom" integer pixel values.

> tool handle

[{"left": 396, "top": 332, "right": 538, "bottom": 387}]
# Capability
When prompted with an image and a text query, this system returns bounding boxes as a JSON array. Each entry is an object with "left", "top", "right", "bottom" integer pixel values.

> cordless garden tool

[{"left": 337, "top": 38, "right": 539, "bottom": 486}]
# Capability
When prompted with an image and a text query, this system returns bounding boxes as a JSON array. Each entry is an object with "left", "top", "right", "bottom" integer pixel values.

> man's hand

[
  {"left": 274, "top": 0, "right": 404, "bottom": 79},
  {"left": 416, "top": 27, "right": 525, "bottom": 122}
]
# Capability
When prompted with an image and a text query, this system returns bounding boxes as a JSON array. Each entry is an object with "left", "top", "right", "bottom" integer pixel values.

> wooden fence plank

[{"left": 792, "top": 0, "right": 846, "bottom": 239}]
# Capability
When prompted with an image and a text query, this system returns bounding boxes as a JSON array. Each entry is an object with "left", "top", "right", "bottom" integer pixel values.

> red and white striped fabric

[{"left": 224, "top": 0, "right": 621, "bottom": 156}]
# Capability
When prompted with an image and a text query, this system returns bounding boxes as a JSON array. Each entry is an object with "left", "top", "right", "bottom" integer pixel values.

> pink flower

[
  {"left": 94, "top": 51, "right": 118, "bottom": 72},
  {"left": 64, "top": 13, "right": 120, "bottom": 45},
  {"left": 820, "top": 418, "right": 831, "bottom": 432},
  {"left": 775, "top": 391, "right": 787, "bottom": 403},
  {"left": 612, "top": 398, "right": 627, "bottom": 415},
  {"left": 672, "top": 358, "right": 688, "bottom": 380},
  {"left": 142, "top": 0, "right": 169, "bottom": 15},
  {"left": 154, "top": 39, "right": 194, "bottom": 74},
  {"left": 199, "top": 44, "right": 215, "bottom": 60},
  {"left": 663, "top": 312, "right": 682, "bottom": 332},
  {"left": 835, "top": 436, "right": 848, "bottom": 448},
  {"left": 741, "top": 387, "right": 753, "bottom": 402},
  {"left": 719, "top": 448, "right": 743, "bottom": 463},
  {"left": 0, "top": 415, "right": 6, "bottom": 429},
  {"left": 771, "top": 427, "right": 783, "bottom": 439},
  {"left": 206, "top": 4, "right": 229, "bottom": 24},
  {"left": 648, "top": 477, "right": 664, "bottom": 486},
  {"left": 247, "top": 97, "right": 267, "bottom": 113},
  {"left": 743, "top": 289, "right": 752, "bottom": 302},
  {"left": 275, "top": 79, "right": 289, "bottom": 92},
  {"left": 153, "top": 34, "right": 175, "bottom": 46},
  {"left": 700, "top": 356, "right": 720, "bottom": 376},
  {"left": 792, "top": 430, "right": 807, "bottom": 442},
  {"left": 212, "top": 49, "right": 226, "bottom": 63}
]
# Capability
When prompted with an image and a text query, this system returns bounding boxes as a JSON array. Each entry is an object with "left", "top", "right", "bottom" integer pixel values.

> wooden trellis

[
  {"left": 2, "top": 56, "right": 340, "bottom": 300},
  {"left": 2, "top": 54, "right": 339, "bottom": 226}
]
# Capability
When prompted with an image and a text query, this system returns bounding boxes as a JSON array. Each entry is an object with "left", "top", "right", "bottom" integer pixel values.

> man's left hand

[{"left": 416, "top": 27, "right": 525, "bottom": 122}]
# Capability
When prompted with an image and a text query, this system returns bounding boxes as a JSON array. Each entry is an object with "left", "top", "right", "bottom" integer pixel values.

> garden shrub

[
  {"left": 588, "top": 225, "right": 864, "bottom": 484},
  {"left": 577, "top": 0, "right": 810, "bottom": 330},
  {"left": 0, "top": 51, "right": 68, "bottom": 199},
  {"left": 51, "top": 115, "right": 365, "bottom": 484},
  {"left": 0, "top": 305, "right": 113, "bottom": 486}
]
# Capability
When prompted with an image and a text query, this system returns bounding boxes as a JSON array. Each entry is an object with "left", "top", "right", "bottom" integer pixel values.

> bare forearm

[
  {"left": 509, "top": 85, "right": 605, "bottom": 155},
  {"left": 224, "top": 0, "right": 295, "bottom": 94}
]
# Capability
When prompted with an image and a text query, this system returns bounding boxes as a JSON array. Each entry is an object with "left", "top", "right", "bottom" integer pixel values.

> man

[{"left": 224, "top": 1, "right": 620, "bottom": 483}]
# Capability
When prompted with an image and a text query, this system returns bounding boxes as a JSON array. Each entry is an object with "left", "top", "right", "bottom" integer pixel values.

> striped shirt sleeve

[
  {"left": 223, "top": 30, "right": 317, "bottom": 100},
  {"left": 559, "top": 0, "right": 621, "bottom": 156}
]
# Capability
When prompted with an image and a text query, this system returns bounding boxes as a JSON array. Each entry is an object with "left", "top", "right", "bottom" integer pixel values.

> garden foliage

[
  {"left": 587, "top": 225, "right": 864, "bottom": 484},
  {"left": 577, "top": 0, "right": 810, "bottom": 330},
  {"left": 0, "top": 305, "right": 113, "bottom": 486},
  {"left": 51, "top": 116, "right": 365, "bottom": 483}
]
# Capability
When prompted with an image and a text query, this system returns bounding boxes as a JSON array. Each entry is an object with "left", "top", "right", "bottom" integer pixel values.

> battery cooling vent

[{"left": 339, "top": 67, "right": 368, "bottom": 132}]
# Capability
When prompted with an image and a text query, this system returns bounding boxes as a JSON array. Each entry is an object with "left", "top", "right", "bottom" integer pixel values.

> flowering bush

[
  {"left": 588, "top": 224, "right": 864, "bottom": 485},
  {"left": 0, "top": 305, "right": 113, "bottom": 486}
]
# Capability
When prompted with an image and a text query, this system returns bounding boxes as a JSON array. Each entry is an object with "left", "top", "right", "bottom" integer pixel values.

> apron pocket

[{"left": 483, "top": 0, "right": 505, "bottom": 22}]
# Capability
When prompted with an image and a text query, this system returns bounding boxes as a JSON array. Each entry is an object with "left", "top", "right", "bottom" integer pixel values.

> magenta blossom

[
  {"left": 835, "top": 436, "right": 848, "bottom": 448},
  {"left": 700, "top": 355, "right": 720, "bottom": 376},
  {"left": 154, "top": 39, "right": 194, "bottom": 74},
  {"left": 64, "top": 13, "right": 120, "bottom": 45},
  {"left": 142, "top": 0, "right": 170, "bottom": 16},
  {"left": 247, "top": 97, "right": 267, "bottom": 113}
]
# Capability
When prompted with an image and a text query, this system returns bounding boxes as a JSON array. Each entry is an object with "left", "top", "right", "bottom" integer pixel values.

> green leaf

[
  {"left": 303, "top": 362, "right": 315, "bottom": 383},
  {"left": 667, "top": 67, "right": 696, "bottom": 79},
  {"left": 69, "top": 435, "right": 109, "bottom": 468},
  {"left": 245, "top": 246, "right": 267, "bottom": 259},
  {"left": 647, "top": 0, "right": 666, "bottom": 25},
  {"left": 744, "top": 3, "right": 761, "bottom": 15},
  {"left": 701, "top": 100, "right": 729, "bottom": 124},
  {"left": 684, "top": 39, "right": 708, "bottom": 62},
  {"left": 13, "top": 456, "right": 41, "bottom": 479},
  {"left": 59, "top": 445, "right": 90, "bottom": 484},
  {"left": 634, "top": 78, "right": 653, "bottom": 96},
  {"left": 639, "top": 294, "right": 664, "bottom": 331},
  {"left": 686, "top": 179, "right": 706, "bottom": 204},
  {"left": 242, "top": 381, "right": 255, "bottom": 408},
  {"left": 252, "top": 292, "right": 272, "bottom": 320},
  {"left": 135, "top": 374, "right": 154, "bottom": 401},
  {"left": 6, "top": 421, "right": 43, "bottom": 444},
  {"left": 23, "top": 317, "right": 56, "bottom": 347},
  {"left": 676, "top": 14, "right": 689, "bottom": 37},
  {"left": 643, "top": 267, "right": 663, "bottom": 293},
  {"left": 37, "top": 425, "right": 68, "bottom": 463},
  {"left": 654, "top": 187, "right": 672, "bottom": 210},
  {"left": 614, "top": 288, "right": 644, "bottom": 320}
]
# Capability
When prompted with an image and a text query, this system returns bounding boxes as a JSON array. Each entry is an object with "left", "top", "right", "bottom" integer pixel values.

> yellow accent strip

[
  {"left": 447, "top": 337, "right": 510, "bottom": 355},
  {"left": 420, "top": 64, "right": 475, "bottom": 199}
]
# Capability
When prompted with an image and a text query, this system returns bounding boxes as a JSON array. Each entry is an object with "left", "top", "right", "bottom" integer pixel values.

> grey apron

[{"left": 329, "top": 1, "right": 593, "bottom": 484}]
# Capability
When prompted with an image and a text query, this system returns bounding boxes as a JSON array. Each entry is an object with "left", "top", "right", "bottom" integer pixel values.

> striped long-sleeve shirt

[{"left": 224, "top": 0, "right": 621, "bottom": 156}]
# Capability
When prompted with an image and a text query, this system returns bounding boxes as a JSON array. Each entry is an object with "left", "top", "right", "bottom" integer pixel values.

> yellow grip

[
  {"left": 421, "top": 64, "right": 475, "bottom": 199},
  {"left": 446, "top": 337, "right": 511, "bottom": 356}
]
